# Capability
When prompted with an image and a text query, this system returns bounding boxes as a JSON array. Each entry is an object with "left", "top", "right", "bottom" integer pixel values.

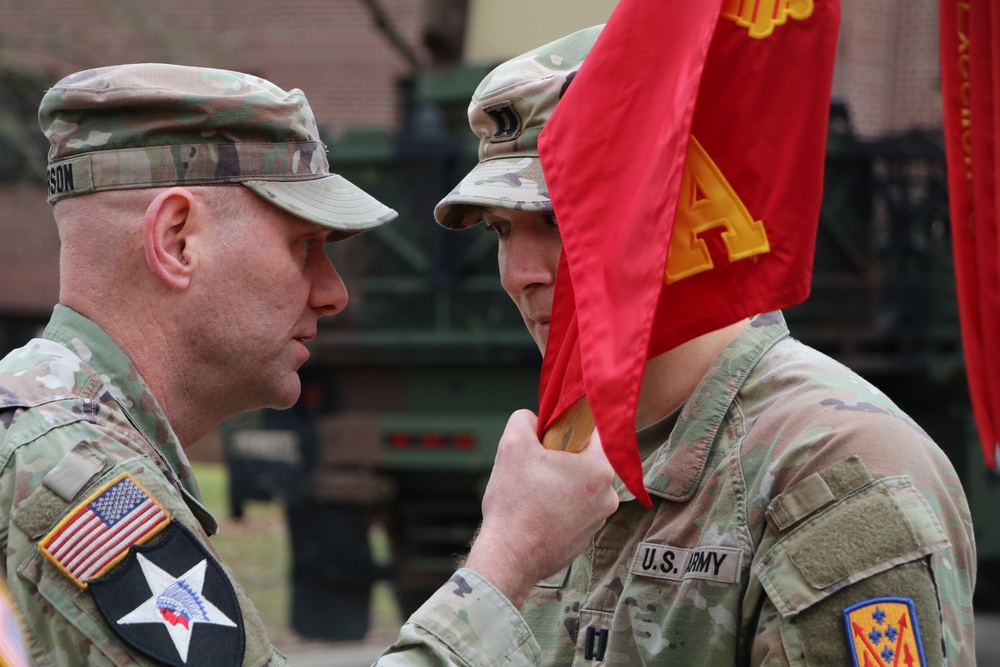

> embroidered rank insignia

[
  {"left": 40, "top": 472, "right": 171, "bottom": 589},
  {"left": 90, "top": 523, "right": 244, "bottom": 667},
  {"left": 484, "top": 101, "right": 522, "bottom": 142},
  {"left": 843, "top": 597, "right": 926, "bottom": 667}
]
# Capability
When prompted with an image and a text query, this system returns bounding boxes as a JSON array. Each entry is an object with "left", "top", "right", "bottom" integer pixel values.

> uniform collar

[
  {"left": 43, "top": 305, "right": 217, "bottom": 532},
  {"left": 616, "top": 311, "right": 790, "bottom": 503}
]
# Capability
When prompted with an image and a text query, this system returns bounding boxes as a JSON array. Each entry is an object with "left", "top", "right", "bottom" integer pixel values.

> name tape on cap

[{"left": 46, "top": 156, "right": 94, "bottom": 202}]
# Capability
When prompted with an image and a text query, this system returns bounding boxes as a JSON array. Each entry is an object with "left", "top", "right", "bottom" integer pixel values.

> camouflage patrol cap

[
  {"left": 434, "top": 26, "right": 601, "bottom": 229},
  {"left": 39, "top": 64, "right": 397, "bottom": 232}
]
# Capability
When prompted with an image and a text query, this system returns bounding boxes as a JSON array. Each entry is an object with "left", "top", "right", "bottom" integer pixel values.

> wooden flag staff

[{"left": 542, "top": 396, "right": 595, "bottom": 454}]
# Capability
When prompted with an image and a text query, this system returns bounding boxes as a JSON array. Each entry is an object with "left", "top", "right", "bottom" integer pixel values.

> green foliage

[
  {"left": 193, "top": 463, "right": 292, "bottom": 643},
  {"left": 191, "top": 462, "right": 229, "bottom": 514}
]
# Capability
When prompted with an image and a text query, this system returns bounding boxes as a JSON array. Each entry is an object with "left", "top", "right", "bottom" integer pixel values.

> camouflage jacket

[
  {"left": 0, "top": 306, "right": 284, "bottom": 667},
  {"left": 380, "top": 312, "right": 977, "bottom": 666},
  {"left": 378, "top": 568, "right": 542, "bottom": 666}
]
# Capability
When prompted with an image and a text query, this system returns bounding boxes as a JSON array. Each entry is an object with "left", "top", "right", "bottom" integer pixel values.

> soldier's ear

[{"left": 143, "top": 187, "right": 197, "bottom": 290}]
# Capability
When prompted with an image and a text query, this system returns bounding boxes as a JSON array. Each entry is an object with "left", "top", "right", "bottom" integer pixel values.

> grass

[{"left": 191, "top": 462, "right": 403, "bottom": 652}]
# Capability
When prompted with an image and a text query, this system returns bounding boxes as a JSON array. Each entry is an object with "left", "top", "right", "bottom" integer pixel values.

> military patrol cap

[
  {"left": 39, "top": 63, "right": 397, "bottom": 232},
  {"left": 434, "top": 26, "right": 600, "bottom": 229}
]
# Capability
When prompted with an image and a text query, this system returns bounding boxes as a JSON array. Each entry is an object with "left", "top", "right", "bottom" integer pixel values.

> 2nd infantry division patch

[
  {"left": 843, "top": 598, "right": 926, "bottom": 667},
  {"left": 90, "top": 523, "right": 244, "bottom": 667}
]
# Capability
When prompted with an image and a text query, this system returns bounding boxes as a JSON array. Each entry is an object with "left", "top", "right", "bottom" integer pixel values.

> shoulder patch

[
  {"left": 90, "top": 523, "right": 244, "bottom": 667},
  {"left": 40, "top": 472, "right": 171, "bottom": 589},
  {"left": 843, "top": 597, "right": 926, "bottom": 667}
]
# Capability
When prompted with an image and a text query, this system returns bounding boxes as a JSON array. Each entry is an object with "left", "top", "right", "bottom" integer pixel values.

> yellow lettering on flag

[
  {"left": 844, "top": 598, "right": 926, "bottom": 667},
  {"left": 721, "top": 0, "right": 814, "bottom": 39},
  {"left": 665, "top": 136, "right": 769, "bottom": 284}
]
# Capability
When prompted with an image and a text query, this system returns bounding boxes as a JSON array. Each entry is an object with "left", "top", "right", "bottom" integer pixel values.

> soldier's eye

[{"left": 483, "top": 221, "right": 509, "bottom": 238}]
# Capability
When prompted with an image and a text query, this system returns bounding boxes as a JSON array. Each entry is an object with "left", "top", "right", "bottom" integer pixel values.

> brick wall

[
  {"left": 834, "top": 0, "right": 943, "bottom": 138},
  {"left": 0, "top": 0, "right": 432, "bottom": 320},
  {"left": 0, "top": 0, "right": 429, "bottom": 135},
  {"left": 0, "top": 0, "right": 945, "bottom": 164},
  {"left": 0, "top": 185, "right": 59, "bottom": 315},
  {"left": 0, "top": 0, "right": 949, "bottom": 320}
]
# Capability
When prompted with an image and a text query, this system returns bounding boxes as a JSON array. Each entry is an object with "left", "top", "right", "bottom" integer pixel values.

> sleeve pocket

[
  {"left": 754, "top": 476, "right": 950, "bottom": 618},
  {"left": 17, "top": 548, "right": 151, "bottom": 666}
]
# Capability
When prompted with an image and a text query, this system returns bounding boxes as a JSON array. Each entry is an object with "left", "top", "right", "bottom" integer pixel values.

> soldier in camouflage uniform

[
  {"left": 384, "top": 21, "right": 977, "bottom": 667},
  {"left": 0, "top": 64, "right": 618, "bottom": 666}
]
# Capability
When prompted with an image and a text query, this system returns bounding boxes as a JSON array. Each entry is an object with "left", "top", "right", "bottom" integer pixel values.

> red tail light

[
  {"left": 387, "top": 433, "right": 412, "bottom": 449},
  {"left": 421, "top": 433, "right": 445, "bottom": 449}
]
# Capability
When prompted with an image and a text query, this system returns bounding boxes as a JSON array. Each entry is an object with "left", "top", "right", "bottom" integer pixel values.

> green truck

[
  {"left": 223, "top": 68, "right": 543, "bottom": 638},
  {"left": 222, "top": 75, "right": 1000, "bottom": 640}
]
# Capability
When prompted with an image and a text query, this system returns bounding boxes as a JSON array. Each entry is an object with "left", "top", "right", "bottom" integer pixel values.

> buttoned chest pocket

[{"left": 620, "top": 540, "right": 749, "bottom": 661}]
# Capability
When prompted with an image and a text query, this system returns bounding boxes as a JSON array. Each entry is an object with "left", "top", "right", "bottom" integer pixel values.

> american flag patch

[{"left": 40, "top": 473, "right": 171, "bottom": 589}]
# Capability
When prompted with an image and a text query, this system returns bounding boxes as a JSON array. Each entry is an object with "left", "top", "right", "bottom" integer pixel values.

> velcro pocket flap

[
  {"left": 765, "top": 455, "right": 874, "bottom": 531},
  {"left": 754, "top": 477, "right": 949, "bottom": 617},
  {"left": 12, "top": 441, "right": 109, "bottom": 539}
]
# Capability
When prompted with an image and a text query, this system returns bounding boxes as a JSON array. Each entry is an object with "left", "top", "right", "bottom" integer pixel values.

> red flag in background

[
  {"left": 538, "top": 0, "right": 841, "bottom": 505},
  {"left": 940, "top": 0, "right": 1000, "bottom": 471}
]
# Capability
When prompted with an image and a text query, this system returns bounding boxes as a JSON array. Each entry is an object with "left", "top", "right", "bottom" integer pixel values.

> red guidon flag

[
  {"left": 940, "top": 0, "right": 1000, "bottom": 471},
  {"left": 538, "top": 0, "right": 841, "bottom": 505}
]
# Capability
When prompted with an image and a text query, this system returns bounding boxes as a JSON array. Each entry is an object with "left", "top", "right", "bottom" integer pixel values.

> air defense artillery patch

[{"left": 843, "top": 597, "right": 926, "bottom": 667}]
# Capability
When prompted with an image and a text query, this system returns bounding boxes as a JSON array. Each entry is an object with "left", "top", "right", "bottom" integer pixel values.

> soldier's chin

[
  {"left": 537, "top": 331, "right": 550, "bottom": 355},
  {"left": 268, "top": 377, "right": 303, "bottom": 410}
]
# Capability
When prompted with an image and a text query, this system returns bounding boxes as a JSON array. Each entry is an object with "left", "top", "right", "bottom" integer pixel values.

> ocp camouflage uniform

[
  {"left": 415, "top": 15, "right": 977, "bottom": 667},
  {"left": 4, "top": 61, "right": 400, "bottom": 666},
  {"left": 522, "top": 312, "right": 975, "bottom": 665},
  {"left": 0, "top": 306, "right": 285, "bottom": 666},
  {"left": 382, "top": 313, "right": 976, "bottom": 666}
]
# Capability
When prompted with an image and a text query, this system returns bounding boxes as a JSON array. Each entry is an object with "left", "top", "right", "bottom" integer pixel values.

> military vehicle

[
  {"left": 223, "top": 74, "right": 1000, "bottom": 641},
  {"left": 222, "top": 64, "right": 542, "bottom": 639}
]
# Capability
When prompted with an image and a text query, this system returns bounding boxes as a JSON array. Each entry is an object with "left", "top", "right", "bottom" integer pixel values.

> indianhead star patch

[
  {"left": 90, "top": 523, "right": 245, "bottom": 667},
  {"left": 843, "top": 597, "right": 926, "bottom": 667},
  {"left": 40, "top": 472, "right": 171, "bottom": 589}
]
